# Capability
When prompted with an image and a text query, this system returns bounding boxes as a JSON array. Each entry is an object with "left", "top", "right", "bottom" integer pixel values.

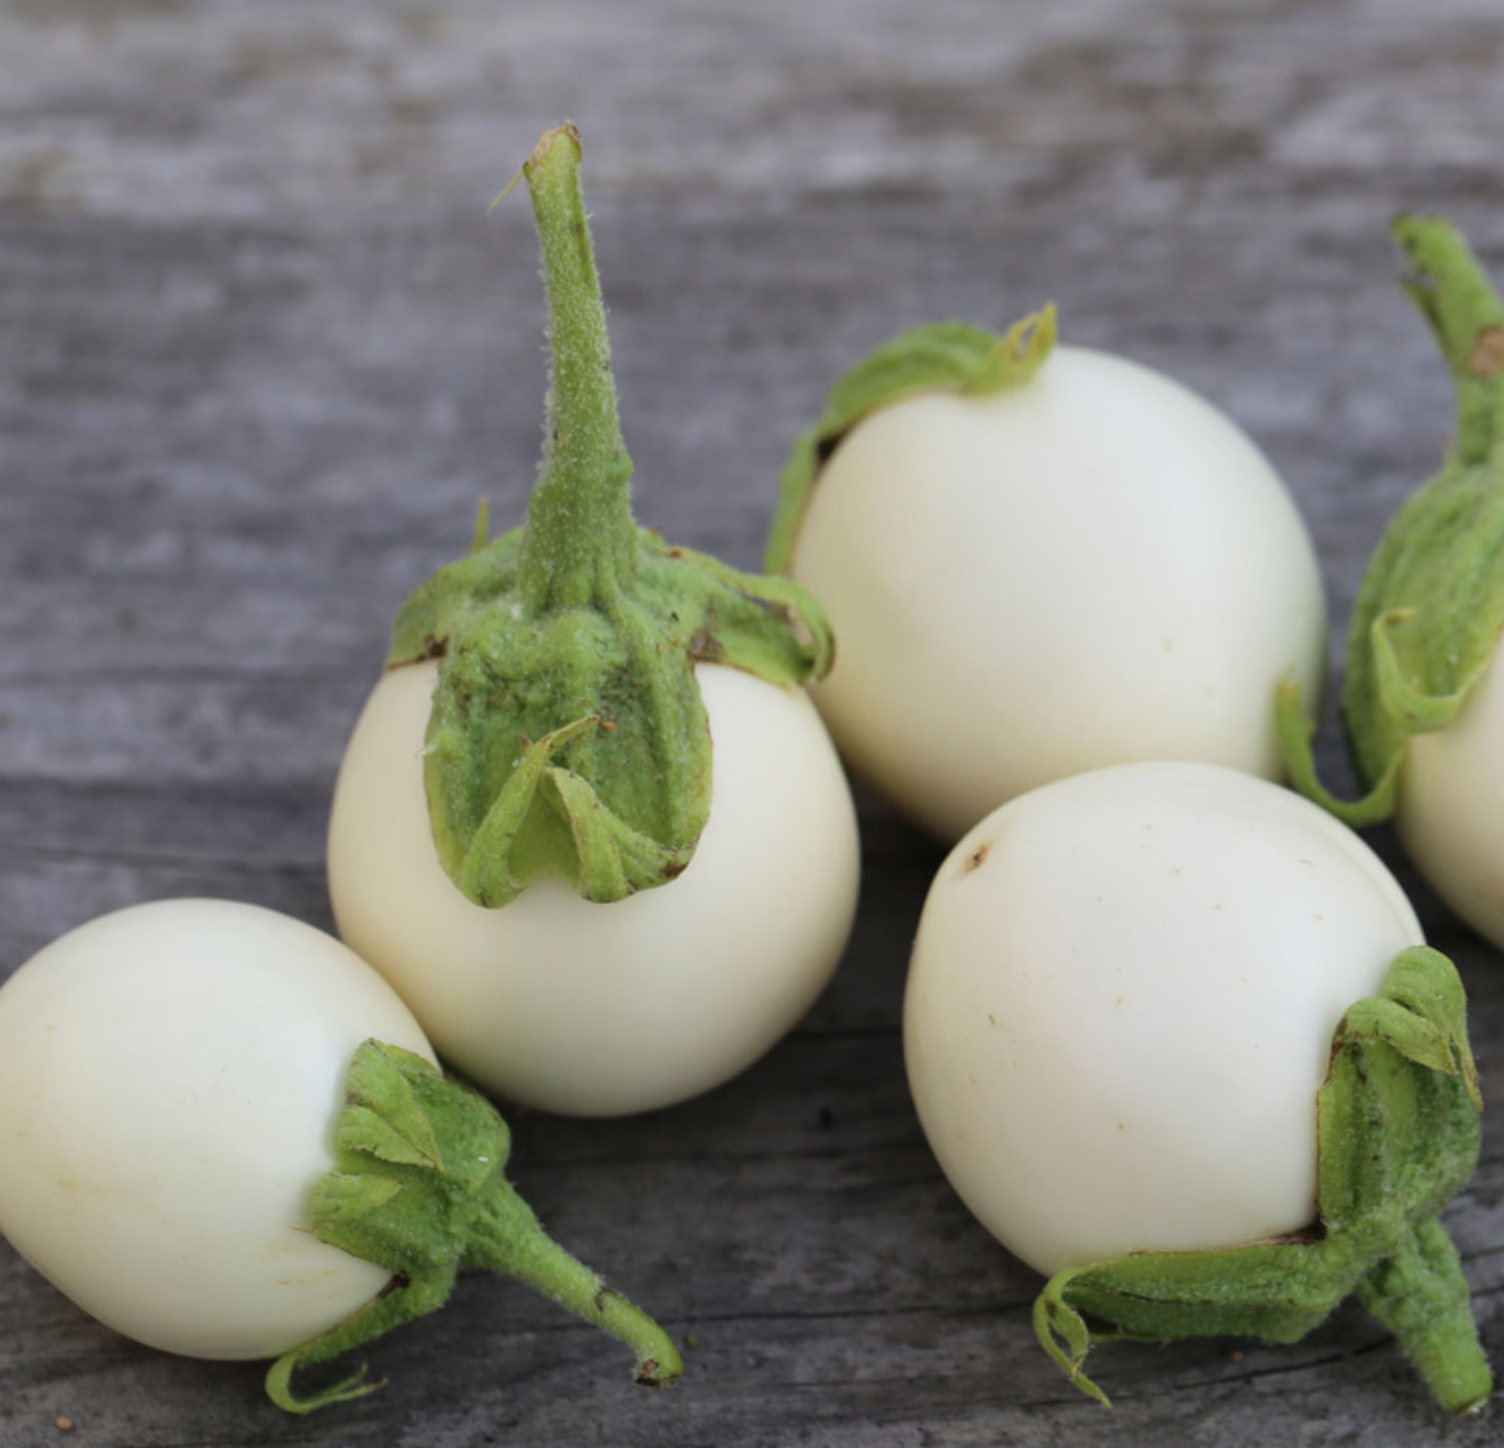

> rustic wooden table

[{"left": 3, "top": 1, "right": 1502, "bottom": 1444}]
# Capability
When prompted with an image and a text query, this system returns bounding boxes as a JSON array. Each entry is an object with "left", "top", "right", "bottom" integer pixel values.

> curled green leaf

[
  {"left": 1281, "top": 216, "right": 1504, "bottom": 816},
  {"left": 1033, "top": 946, "right": 1490, "bottom": 1414},
  {"left": 1276, "top": 672, "right": 1399, "bottom": 828}
]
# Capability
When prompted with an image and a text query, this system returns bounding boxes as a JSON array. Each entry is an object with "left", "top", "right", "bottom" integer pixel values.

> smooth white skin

[
  {"left": 1397, "top": 636, "right": 1504, "bottom": 949},
  {"left": 903, "top": 762, "right": 1424, "bottom": 1280},
  {"left": 0, "top": 899, "right": 435, "bottom": 1361},
  {"left": 790, "top": 346, "right": 1328, "bottom": 841},
  {"left": 328, "top": 659, "right": 860, "bottom": 1117}
]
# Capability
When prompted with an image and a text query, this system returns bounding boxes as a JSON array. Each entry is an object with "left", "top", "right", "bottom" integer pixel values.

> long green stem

[
  {"left": 466, "top": 1182, "right": 683, "bottom": 1386},
  {"left": 1355, "top": 1217, "right": 1492, "bottom": 1413},
  {"left": 515, "top": 124, "right": 639, "bottom": 611},
  {"left": 1393, "top": 215, "right": 1504, "bottom": 465}
]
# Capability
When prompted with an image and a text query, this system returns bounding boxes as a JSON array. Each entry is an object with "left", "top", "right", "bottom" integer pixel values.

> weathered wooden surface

[{"left": 2, "top": 0, "right": 1503, "bottom": 1443}]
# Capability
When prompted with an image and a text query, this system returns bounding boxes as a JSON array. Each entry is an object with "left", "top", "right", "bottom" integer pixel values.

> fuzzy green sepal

[
  {"left": 1035, "top": 946, "right": 1490, "bottom": 1413},
  {"left": 764, "top": 307, "right": 1056, "bottom": 574},
  {"left": 1280, "top": 216, "right": 1504, "bottom": 822},
  {"left": 389, "top": 517, "right": 831, "bottom": 906},
  {"left": 392, "top": 124, "right": 832, "bottom": 908},
  {"left": 266, "top": 1040, "right": 682, "bottom": 1412}
]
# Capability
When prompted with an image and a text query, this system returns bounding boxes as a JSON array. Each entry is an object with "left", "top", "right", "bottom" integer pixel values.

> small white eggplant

[
  {"left": 331, "top": 659, "right": 858, "bottom": 1116},
  {"left": 0, "top": 900, "right": 682, "bottom": 1411},
  {"left": 768, "top": 311, "right": 1327, "bottom": 841},
  {"left": 904, "top": 763, "right": 1489, "bottom": 1411},
  {"left": 326, "top": 126, "right": 859, "bottom": 1115}
]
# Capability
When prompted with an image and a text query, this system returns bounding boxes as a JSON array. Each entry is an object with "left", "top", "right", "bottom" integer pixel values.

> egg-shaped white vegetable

[
  {"left": 903, "top": 762, "right": 1423, "bottom": 1279},
  {"left": 788, "top": 347, "right": 1328, "bottom": 840},
  {"left": 1396, "top": 638, "right": 1504, "bottom": 949},
  {"left": 328, "top": 659, "right": 860, "bottom": 1117},
  {"left": 0, "top": 899, "right": 434, "bottom": 1360}
]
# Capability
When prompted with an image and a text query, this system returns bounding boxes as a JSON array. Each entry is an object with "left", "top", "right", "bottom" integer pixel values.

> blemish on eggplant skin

[{"left": 961, "top": 841, "right": 991, "bottom": 874}]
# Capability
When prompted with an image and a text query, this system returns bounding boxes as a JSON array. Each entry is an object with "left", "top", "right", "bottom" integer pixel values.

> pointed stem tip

[{"left": 469, "top": 1181, "right": 684, "bottom": 1387}]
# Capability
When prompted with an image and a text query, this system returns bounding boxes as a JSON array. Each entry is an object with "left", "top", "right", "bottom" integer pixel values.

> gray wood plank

[{"left": 3, "top": 0, "right": 1504, "bottom": 1443}]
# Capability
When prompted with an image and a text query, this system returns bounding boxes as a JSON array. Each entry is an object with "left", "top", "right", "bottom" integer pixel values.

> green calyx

[
  {"left": 266, "top": 1039, "right": 683, "bottom": 1413},
  {"left": 1036, "top": 946, "right": 1490, "bottom": 1413},
  {"left": 1280, "top": 216, "right": 1504, "bottom": 824},
  {"left": 764, "top": 307, "right": 1057, "bottom": 574},
  {"left": 391, "top": 124, "right": 832, "bottom": 907}
]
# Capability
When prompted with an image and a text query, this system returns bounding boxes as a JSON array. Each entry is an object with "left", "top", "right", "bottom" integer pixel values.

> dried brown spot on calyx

[
  {"left": 687, "top": 628, "right": 725, "bottom": 663},
  {"left": 1468, "top": 324, "right": 1504, "bottom": 377}
]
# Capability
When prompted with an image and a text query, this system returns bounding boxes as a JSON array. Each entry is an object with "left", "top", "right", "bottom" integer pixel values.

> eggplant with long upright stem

[{"left": 328, "top": 125, "right": 860, "bottom": 1117}]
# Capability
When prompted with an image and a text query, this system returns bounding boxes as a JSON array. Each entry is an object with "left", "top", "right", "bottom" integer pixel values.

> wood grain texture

[{"left": 2, "top": 0, "right": 1503, "bottom": 1443}]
